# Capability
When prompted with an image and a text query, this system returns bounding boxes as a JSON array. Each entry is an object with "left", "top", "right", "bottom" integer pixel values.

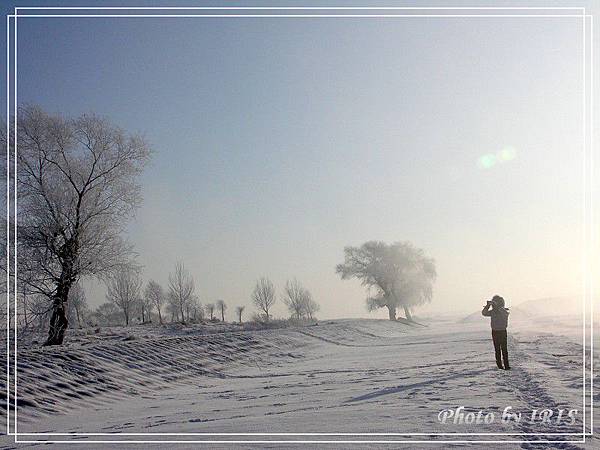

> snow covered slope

[{"left": 2, "top": 318, "right": 598, "bottom": 448}]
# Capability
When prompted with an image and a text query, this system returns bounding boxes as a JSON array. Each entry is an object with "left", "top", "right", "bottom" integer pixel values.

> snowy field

[{"left": 1, "top": 314, "right": 598, "bottom": 449}]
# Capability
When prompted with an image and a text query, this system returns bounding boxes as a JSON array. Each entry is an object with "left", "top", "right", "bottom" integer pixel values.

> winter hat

[{"left": 492, "top": 295, "right": 505, "bottom": 308}]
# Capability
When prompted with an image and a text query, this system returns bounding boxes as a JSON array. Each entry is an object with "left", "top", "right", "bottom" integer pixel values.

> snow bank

[{"left": 2, "top": 319, "right": 418, "bottom": 422}]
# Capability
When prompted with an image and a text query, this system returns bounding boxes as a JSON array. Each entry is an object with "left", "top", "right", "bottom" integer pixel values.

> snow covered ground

[{"left": 2, "top": 316, "right": 598, "bottom": 449}]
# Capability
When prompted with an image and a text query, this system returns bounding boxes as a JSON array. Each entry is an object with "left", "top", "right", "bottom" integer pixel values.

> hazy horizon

[{"left": 4, "top": 7, "right": 594, "bottom": 320}]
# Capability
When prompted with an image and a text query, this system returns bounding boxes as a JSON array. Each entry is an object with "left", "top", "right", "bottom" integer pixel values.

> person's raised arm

[{"left": 482, "top": 302, "right": 492, "bottom": 316}]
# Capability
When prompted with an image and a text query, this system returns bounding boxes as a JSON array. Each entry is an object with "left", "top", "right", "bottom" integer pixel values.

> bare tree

[
  {"left": 205, "top": 303, "right": 215, "bottom": 321},
  {"left": 68, "top": 282, "right": 88, "bottom": 328},
  {"left": 236, "top": 306, "right": 245, "bottom": 323},
  {"left": 188, "top": 297, "right": 202, "bottom": 322},
  {"left": 196, "top": 301, "right": 205, "bottom": 321},
  {"left": 2, "top": 106, "right": 151, "bottom": 344},
  {"left": 283, "top": 279, "right": 310, "bottom": 320},
  {"left": 166, "top": 298, "right": 180, "bottom": 323},
  {"left": 251, "top": 277, "right": 276, "bottom": 321},
  {"left": 216, "top": 299, "right": 227, "bottom": 322},
  {"left": 168, "top": 262, "right": 195, "bottom": 323},
  {"left": 138, "top": 293, "right": 153, "bottom": 323},
  {"left": 145, "top": 280, "right": 165, "bottom": 324},
  {"left": 184, "top": 296, "right": 201, "bottom": 322},
  {"left": 336, "top": 241, "right": 436, "bottom": 321},
  {"left": 105, "top": 268, "right": 142, "bottom": 326},
  {"left": 301, "top": 292, "right": 320, "bottom": 320}
]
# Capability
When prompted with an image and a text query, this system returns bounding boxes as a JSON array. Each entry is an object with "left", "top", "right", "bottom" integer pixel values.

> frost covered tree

[
  {"left": 15, "top": 280, "right": 39, "bottom": 330},
  {"left": 28, "top": 294, "right": 53, "bottom": 331},
  {"left": 168, "top": 262, "right": 195, "bottom": 323},
  {"left": 196, "top": 301, "right": 205, "bottom": 321},
  {"left": 92, "top": 301, "right": 122, "bottom": 326},
  {"left": 2, "top": 106, "right": 151, "bottom": 344},
  {"left": 205, "top": 303, "right": 215, "bottom": 321},
  {"left": 216, "top": 299, "right": 227, "bottom": 322},
  {"left": 282, "top": 279, "right": 315, "bottom": 320},
  {"left": 187, "top": 297, "right": 202, "bottom": 322},
  {"left": 166, "top": 298, "right": 180, "bottom": 323},
  {"left": 302, "top": 294, "right": 320, "bottom": 320},
  {"left": 235, "top": 305, "right": 245, "bottom": 323},
  {"left": 183, "top": 296, "right": 200, "bottom": 322},
  {"left": 105, "top": 267, "right": 142, "bottom": 326},
  {"left": 336, "top": 241, "right": 436, "bottom": 321},
  {"left": 138, "top": 293, "right": 153, "bottom": 323},
  {"left": 251, "top": 277, "right": 276, "bottom": 321},
  {"left": 68, "top": 282, "right": 88, "bottom": 328},
  {"left": 145, "top": 280, "right": 165, "bottom": 324}
]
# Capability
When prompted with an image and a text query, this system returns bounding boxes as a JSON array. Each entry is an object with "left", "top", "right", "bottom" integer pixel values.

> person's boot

[{"left": 496, "top": 361, "right": 504, "bottom": 370}]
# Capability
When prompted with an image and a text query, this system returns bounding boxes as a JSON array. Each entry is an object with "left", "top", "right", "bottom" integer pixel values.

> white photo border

[{"left": 5, "top": 5, "right": 594, "bottom": 445}]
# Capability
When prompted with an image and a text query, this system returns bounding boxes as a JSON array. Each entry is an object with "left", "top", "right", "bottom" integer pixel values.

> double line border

[{"left": 4, "top": 5, "right": 595, "bottom": 445}]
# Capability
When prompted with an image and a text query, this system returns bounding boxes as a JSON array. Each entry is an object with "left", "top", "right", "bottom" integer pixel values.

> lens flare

[
  {"left": 478, "top": 153, "right": 497, "bottom": 169},
  {"left": 477, "top": 146, "right": 517, "bottom": 169},
  {"left": 499, "top": 146, "right": 516, "bottom": 161}
]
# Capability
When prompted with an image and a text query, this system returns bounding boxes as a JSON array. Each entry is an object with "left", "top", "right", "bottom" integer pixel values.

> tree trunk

[
  {"left": 44, "top": 290, "right": 70, "bottom": 346},
  {"left": 387, "top": 305, "right": 397, "bottom": 321},
  {"left": 75, "top": 308, "right": 82, "bottom": 328},
  {"left": 403, "top": 305, "right": 413, "bottom": 322},
  {"left": 158, "top": 308, "right": 163, "bottom": 325},
  {"left": 221, "top": 310, "right": 224, "bottom": 322},
  {"left": 45, "top": 240, "right": 79, "bottom": 345}
]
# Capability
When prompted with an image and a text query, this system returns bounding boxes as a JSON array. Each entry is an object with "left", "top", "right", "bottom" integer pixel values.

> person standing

[{"left": 482, "top": 295, "right": 510, "bottom": 370}]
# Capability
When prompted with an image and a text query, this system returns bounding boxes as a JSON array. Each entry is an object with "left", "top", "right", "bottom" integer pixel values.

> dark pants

[{"left": 491, "top": 329, "right": 509, "bottom": 369}]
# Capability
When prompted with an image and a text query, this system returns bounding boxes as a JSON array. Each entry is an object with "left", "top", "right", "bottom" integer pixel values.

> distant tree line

[
  {"left": 11, "top": 263, "right": 321, "bottom": 331},
  {"left": 251, "top": 277, "right": 319, "bottom": 322}
]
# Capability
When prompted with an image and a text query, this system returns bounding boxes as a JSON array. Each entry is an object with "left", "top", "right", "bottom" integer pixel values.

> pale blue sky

[{"left": 3, "top": 3, "right": 592, "bottom": 318}]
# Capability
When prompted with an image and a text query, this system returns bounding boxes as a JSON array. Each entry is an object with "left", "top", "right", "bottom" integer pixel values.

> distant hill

[{"left": 513, "top": 296, "right": 582, "bottom": 317}]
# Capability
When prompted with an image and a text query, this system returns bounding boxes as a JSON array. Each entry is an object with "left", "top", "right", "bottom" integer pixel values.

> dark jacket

[{"left": 482, "top": 304, "right": 509, "bottom": 330}]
